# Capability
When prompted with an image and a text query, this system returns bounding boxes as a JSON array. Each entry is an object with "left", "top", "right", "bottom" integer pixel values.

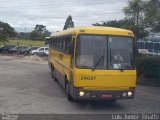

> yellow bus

[{"left": 48, "top": 26, "right": 136, "bottom": 102}]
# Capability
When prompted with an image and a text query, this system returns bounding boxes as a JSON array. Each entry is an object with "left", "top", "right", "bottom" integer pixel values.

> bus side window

[
  {"left": 60, "top": 37, "right": 63, "bottom": 51},
  {"left": 52, "top": 38, "right": 55, "bottom": 48},
  {"left": 57, "top": 38, "right": 60, "bottom": 50},
  {"left": 66, "top": 35, "right": 72, "bottom": 53},
  {"left": 55, "top": 38, "right": 57, "bottom": 49},
  {"left": 59, "top": 37, "right": 62, "bottom": 50},
  {"left": 49, "top": 38, "right": 52, "bottom": 48},
  {"left": 62, "top": 37, "right": 66, "bottom": 51},
  {"left": 52, "top": 38, "right": 54, "bottom": 48},
  {"left": 71, "top": 38, "right": 75, "bottom": 56}
]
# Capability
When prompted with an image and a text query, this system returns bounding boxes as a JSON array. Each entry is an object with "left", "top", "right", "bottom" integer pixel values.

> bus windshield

[{"left": 76, "top": 35, "right": 134, "bottom": 70}]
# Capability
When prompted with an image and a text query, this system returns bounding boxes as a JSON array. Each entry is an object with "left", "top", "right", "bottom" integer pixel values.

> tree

[
  {"left": 123, "top": 0, "right": 160, "bottom": 37},
  {"left": 34, "top": 24, "right": 46, "bottom": 33},
  {"left": 16, "top": 32, "right": 30, "bottom": 39},
  {"left": 63, "top": 15, "right": 74, "bottom": 30},
  {"left": 123, "top": 0, "right": 144, "bottom": 26},
  {"left": 0, "top": 21, "right": 16, "bottom": 43},
  {"left": 93, "top": 19, "right": 148, "bottom": 39},
  {"left": 93, "top": 20, "right": 135, "bottom": 29},
  {"left": 144, "top": 0, "right": 160, "bottom": 32},
  {"left": 30, "top": 31, "right": 42, "bottom": 40},
  {"left": 123, "top": 0, "right": 147, "bottom": 39},
  {"left": 92, "top": 0, "right": 159, "bottom": 39},
  {"left": 30, "top": 24, "right": 51, "bottom": 40}
]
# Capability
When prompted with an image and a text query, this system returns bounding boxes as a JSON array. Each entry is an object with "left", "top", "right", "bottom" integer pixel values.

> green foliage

[
  {"left": 16, "top": 32, "right": 30, "bottom": 39},
  {"left": 0, "top": 34, "right": 7, "bottom": 42},
  {"left": 34, "top": 24, "right": 46, "bottom": 32},
  {"left": 30, "top": 24, "right": 51, "bottom": 40},
  {"left": 122, "top": 0, "right": 147, "bottom": 39},
  {"left": 93, "top": 19, "right": 134, "bottom": 29},
  {"left": 30, "top": 30, "right": 43, "bottom": 40},
  {"left": 144, "top": 0, "right": 160, "bottom": 32},
  {"left": 136, "top": 55, "right": 160, "bottom": 79},
  {"left": 93, "top": 19, "right": 148, "bottom": 39},
  {"left": 123, "top": 0, "right": 160, "bottom": 34},
  {"left": 0, "top": 21, "right": 16, "bottom": 42},
  {"left": 93, "top": 0, "right": 159, "bottom": 39},
  {"left": 123, "top": 0, "right": 144, "bottom": 26},
  {"left": 0, "top": 39, "right": 44, "bottom": 47},
  {"left": 63, "top": 15, "right": 74, "bottom": 30}
]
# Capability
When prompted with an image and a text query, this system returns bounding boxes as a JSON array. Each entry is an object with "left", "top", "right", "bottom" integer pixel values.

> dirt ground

[
  {"left": 0, "top": 55, "right": 160, "bottom": 114},
  {"left": 0, "top": 54, "right": 47, "bottom": 63}
]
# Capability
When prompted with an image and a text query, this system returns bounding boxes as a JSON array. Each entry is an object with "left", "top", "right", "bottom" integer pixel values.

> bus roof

[{"left": 50, "top": 26, "right": 134, "bottom": 37}]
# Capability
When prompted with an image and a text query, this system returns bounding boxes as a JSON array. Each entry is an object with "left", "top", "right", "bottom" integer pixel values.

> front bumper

[{"left": 73, "top": 88, "right": 135, "bottom": 100}]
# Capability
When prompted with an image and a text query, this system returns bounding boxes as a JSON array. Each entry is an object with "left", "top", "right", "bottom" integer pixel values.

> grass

[{"left": 0, "top": 39, "right": 45, "bottom": 47}]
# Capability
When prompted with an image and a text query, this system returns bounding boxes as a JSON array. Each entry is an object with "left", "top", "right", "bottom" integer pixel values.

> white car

[
  {"left": 31, "top": 47, "right": 49, "bottom": 55},
  {"left": 138, "top": 49, "right": 149, "bottom": 54}
]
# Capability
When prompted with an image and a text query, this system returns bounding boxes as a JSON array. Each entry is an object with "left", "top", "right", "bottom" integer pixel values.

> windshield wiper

[
  {"left": 92, "top": 48, "right": 105, "bottom": 71},
  {"left": 92, "top": 55, "right": 104, "bottom": 71}
]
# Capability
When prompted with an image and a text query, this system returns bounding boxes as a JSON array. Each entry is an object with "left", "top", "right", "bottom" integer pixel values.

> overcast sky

[{"left": 0, "top": 0, "right": 128, "bottom": 32}]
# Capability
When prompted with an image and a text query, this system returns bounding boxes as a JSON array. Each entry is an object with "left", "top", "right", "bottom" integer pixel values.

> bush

[{"left": 136, "top": 55, "right": 160, "bottom": 79}]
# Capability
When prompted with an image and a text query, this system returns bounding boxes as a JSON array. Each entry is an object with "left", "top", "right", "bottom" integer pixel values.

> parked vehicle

[
  {"left": 44, "top": 37, "right": 50, "bottom": 45},
  {"left": 9, "top": 45, "right": 29, "bottom": 54},
  {"left": 30, "top": 46, "right": 40, "bottom": 51},
  {"left": 0, "top": 45, "right": 16, "bottom": 53},
  {"left": 31, "top": 47, "right": 49, "bottom": 56},
  {"left": 23, "top": 46, "right": 40, "bottom": 55}
]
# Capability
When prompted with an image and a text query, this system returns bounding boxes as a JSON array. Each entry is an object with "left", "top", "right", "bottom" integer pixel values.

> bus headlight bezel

[
  {"left": 122, "top": 92, "right": 127, "bottom": 97},
  {"left": 128, "top": 91, "right": 132, "bottom": 97},
  {"left": 79, "top": 91, "right": 85, "bottom": 97}
]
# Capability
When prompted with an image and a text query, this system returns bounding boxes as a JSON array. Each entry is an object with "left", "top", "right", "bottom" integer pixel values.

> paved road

[{"left": 0, "top": 56, "right": 160, "bottom": 114}]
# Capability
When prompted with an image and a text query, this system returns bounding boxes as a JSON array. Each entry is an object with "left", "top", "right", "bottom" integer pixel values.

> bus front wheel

[{"left": 65, "top": 82, "right": 74, "bottom": 102}]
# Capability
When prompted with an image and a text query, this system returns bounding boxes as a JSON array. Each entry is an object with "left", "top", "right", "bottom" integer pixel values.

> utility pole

[
  {"left": 24, "top": 27, "right": 27, "bottom": 39},
  {"left": 25, "top": 27, "right": 26, "bottom": 33}
]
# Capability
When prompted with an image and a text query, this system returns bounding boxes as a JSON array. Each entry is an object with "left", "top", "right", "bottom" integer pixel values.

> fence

[{"left": 137, "top": 41, "right": 160, "bottom": 55}]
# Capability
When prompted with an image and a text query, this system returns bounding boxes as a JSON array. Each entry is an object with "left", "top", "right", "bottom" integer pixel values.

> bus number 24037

[{"left": 80, "top": 76, "right": 96, "bottom": 80}]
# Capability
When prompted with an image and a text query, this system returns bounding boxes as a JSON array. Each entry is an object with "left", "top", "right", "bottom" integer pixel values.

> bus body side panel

[{"left": 50, "top": 48, "right": 72, "bottom": 88}]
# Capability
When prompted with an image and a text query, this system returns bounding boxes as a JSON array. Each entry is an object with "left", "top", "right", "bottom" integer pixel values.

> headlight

[
  {"left": 122, "top": 92, "right": 127, "bottom": 97},
  {"left": 128, "top": 91, "right": 132, "bottom": 97},
  {"left": 79, "top": 91, "right": 85, "bottom": 97}
]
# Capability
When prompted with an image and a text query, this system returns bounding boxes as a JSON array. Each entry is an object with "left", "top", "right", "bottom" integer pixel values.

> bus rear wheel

[{"left": 51, "top": 66, "right": 57, "bottom": 81}]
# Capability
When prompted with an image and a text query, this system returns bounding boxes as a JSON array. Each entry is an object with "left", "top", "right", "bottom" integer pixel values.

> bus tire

[
  {"left": 51, "top": 65, "right": 57, "bottom": 81},
  {"left": 65, "top": 82, "right": 74, "bottom": 102}
]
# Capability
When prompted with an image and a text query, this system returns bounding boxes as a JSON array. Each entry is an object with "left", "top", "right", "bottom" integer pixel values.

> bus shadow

[
  {"left": 73, "top": 100, "right": 126, "bottom": 111},
  {"left": 47, "top": 72, "right": 127, "bottom": 111}
]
